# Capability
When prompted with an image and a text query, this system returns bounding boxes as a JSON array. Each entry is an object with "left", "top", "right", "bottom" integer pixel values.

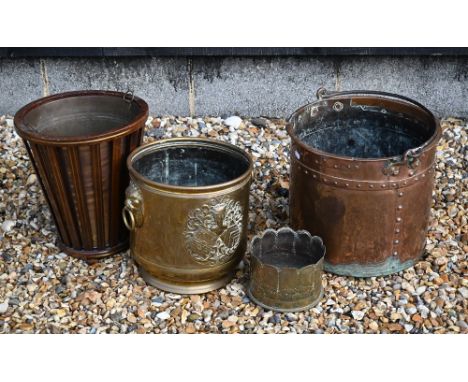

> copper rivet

[
  {"left": 398, "top": 205, "right": 403, "bottom": 209},
  {"left": 394, "top": 240, "right": 399, "bottom": 244},
  {"left": 334, "top": 181, "right": 338, "bottom": 185},
  {"left": 313, "top": 174, "right": 317, "bottom": 179},
  {"left": 409, "top": 171, "right": 414, "bottom": 176},
  {"left": 422, "top": 174, "right": 425, "bottom": 178},
  {"left": 398, "top": 192, "right": 404, "bottom": 196},
  {"left": 347, "top": 164, "right": 351, "bottom": 169},
  {"left": 381, "top": 184, "right": 386, "bottom": 188},
  {"left": 323, "top": 158, "right": 327, "bottom": 162},
  {"left": 397, "top": 217, "right": 402, "bottom": 222},
  {"left": 392, "top": 183, "right": 397, "bottom": 188},
  {"left": 305, "top": 170, "right": 308, "bottom": 174},
  {"left": 403, "top": 181, "right": 407, "bottom": 185},
  {"left": 334, "top": 164, "right": 338, "bottom": 169},
  {"left": 369, "top": 184, "right": 374, "bottom": 188},
  {"left": 355, "top": 165, "right": 359, "bottom": 169},
  {"left": 357, "top": 184, "right": 361, "bottom": 188},
  {"left": 345, "top": 183, "right": 349, "bottom": 187},
  {"left": 324, "top": 178, "right": 327, "bottom": 182},
  {"left": 393, "top": 251, "right": 398, "bottom": 256},
  {"left": 315, "top": 160, "right": 319, "bottom": 164},
  {"left": 415, "top": 177, "right": 419, "bottom": 181},
  {"left": 395, "top": 229, "right": 400, "bottom": 233}
]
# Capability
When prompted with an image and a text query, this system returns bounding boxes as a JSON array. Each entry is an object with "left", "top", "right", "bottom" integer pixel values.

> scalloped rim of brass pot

[{"left": 248, "top": 227, "right": 325, "bottom": 312}]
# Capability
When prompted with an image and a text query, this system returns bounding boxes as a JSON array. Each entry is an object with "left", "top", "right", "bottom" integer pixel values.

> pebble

[
  {"left": 368, "top": 321, "right": 379, "bottom": 331},
  {"left": 351, "top": 311, "right": 365, "bottom": 320},
  {"left": 1, "top": 220, "right": 15, "bottom": 232},
  {"left": 418, "top": 305, "right": 430, "bottom": 319},
  {"left": 187, "top": 313, "right": 202, "bottom": 322},
  {"left": 415, "top": 286, "right": 427, "bottom": 295},
  {"left": 156, "top": 311, "right": 170, "bottom": 320},
  {"left": 224, "top": 116, "right": 242, "bottom": 130},
  {"left": 250, "top": 117, "right": 269, "bottom": 129},
  {"left": 0, "top": 300, "right": 9, "bottom": 314},
  {"left": 26, "top": 174, "right": 37, "bottom": 185},
  {"left": 458, "top": 287, "right": 468, "bottom": 299},
  {"left": 0, "top": 115, "right": 465, "bottom": 334}
]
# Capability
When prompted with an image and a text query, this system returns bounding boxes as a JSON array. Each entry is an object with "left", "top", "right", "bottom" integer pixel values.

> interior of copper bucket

[
  {"left": 132, "top": 141, "right": 251, "bottom": 187},
  {"left": 18, "top": 93, "right": 145, "bottom": 138},
  {"left": 291, "top": 94, "right": 438, "bottom": 158}
]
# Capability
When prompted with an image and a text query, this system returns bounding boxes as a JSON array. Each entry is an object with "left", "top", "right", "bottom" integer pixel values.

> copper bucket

[
  {"left": 14, "top": 90, "right": 148, "bottom": 260},
  {"left": 287, "top": 88, "right": 442, "bottom": 277},
  {"left": 124, "top": 138, "right": 253, "bottom": 294}
]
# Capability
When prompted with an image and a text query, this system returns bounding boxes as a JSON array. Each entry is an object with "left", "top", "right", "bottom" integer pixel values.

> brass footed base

[
  {"left": 247, "top": 288, "right": 324, "bottom": 313},
  {"left": 139, "top": 268, "right": 235, "bottom": 294}
]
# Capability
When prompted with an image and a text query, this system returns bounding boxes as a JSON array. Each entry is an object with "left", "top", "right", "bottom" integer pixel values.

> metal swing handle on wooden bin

[{"left": 122, "top": 183, "right": 144, "bottom": 231}]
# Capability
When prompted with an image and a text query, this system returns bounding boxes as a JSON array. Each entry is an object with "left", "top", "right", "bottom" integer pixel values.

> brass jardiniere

[{"left": 124, "top": 138, "right": 253, "bottom": 294}]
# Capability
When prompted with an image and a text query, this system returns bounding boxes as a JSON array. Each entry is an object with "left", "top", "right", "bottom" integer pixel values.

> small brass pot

[
  {"left": 124, "top": 138, "right": 253, "bottom": 294},
  {"left": 248, "top": 227, "right": 325, "bottom": 312}
]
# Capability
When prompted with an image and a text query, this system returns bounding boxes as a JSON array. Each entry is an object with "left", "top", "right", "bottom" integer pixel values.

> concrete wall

[{"left": 1, "top": 56, "right": 467, "bottom": 117}]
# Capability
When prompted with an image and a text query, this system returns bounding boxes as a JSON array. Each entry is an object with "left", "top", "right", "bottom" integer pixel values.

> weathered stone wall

[{"left": 1, "top": 56, "right": 467, "bottom": 117}]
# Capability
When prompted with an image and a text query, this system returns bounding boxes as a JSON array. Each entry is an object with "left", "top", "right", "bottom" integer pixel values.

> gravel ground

[{"left": 0, "top": 114, "right": 466, "bottom": 334}]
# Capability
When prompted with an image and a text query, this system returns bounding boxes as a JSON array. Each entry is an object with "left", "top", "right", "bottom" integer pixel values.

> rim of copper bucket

[
  {"left": 286, "top": 89, "right": 442, "bottom": 163},
  {"left": 14, "top": 90, "right": 149, "bottom": 145},
  {"left": 127, "top": 137, "right": 254, "bottom": 194}
]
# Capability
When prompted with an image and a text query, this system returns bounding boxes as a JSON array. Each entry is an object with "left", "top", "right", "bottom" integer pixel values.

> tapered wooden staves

[{"left": 14, "top": 90, "right": 148, "bottom": 260}]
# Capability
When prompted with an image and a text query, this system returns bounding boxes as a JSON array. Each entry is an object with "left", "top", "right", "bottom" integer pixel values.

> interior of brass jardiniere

[{"left": 131, "top": 138, "right": 252, "bottom": 188}]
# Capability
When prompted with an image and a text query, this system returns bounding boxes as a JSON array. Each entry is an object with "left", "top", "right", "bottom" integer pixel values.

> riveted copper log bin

[
  {"left": 287, "top": 88, "right": 441, "bottom": 277},
  {"left": 14, "top": 90, "right": 148, "bottom": 260},
  {"left": 124, "top": 138, "right": 253, "bottom": 294}
]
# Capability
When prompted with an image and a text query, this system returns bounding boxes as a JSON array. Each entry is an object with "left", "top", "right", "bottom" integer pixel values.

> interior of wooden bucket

[
  {"left": 293, "top": 98, "right": 436, "bottom": 159},
  {"left": 21, "top": 95, "right": 143, "bottom": 138},
  {"left": 133, "top": 144, "right": 250, "bottom": 187}
]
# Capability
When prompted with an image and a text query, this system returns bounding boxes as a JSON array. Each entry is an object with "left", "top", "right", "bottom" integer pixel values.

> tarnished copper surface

[
  {"left": 248, "top": 228, "right": 325, "bottom": 312},
  {"left": 287, "top": 89, "right": 441, "bottom": 277},
  {"left": 14, "top": 90, "right": 148, "bottom": 260},
  {"left": 124, "top": 138, "right": 253, "bottom": 294}
]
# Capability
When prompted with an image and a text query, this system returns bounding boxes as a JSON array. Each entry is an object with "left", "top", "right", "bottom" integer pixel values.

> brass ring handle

[{"left": 122, "top": 205, "right": 136, "bottom": 231}]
